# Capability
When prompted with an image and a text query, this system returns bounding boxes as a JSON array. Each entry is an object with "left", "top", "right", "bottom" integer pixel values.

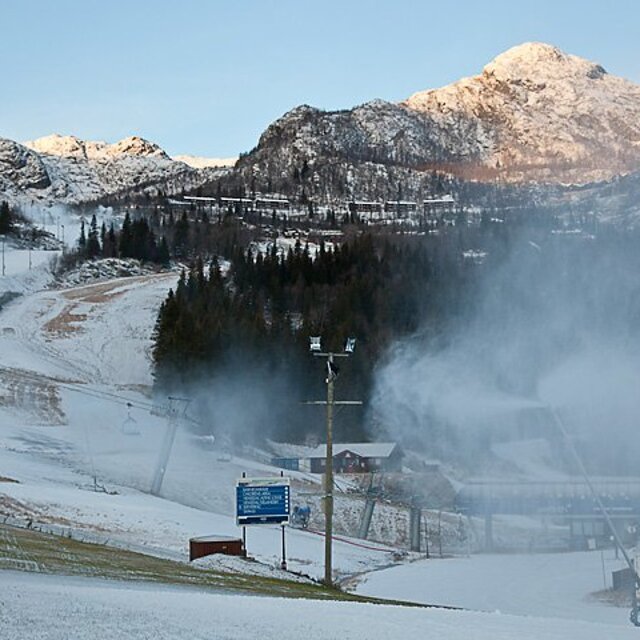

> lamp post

[
  {"left": 1, "top": 234, "right": 5, "bottom": 276},
  {"left": 307, "top": 336, "right": 360, "bottom": 586}
]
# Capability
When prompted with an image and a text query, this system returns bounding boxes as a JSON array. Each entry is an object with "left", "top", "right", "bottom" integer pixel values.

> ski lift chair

[{"left": 121, "top": 403, "right": 140, "bottom": 436}]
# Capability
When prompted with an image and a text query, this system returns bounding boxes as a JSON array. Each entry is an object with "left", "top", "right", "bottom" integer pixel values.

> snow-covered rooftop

[{"left": 308, "top": 442, "right": 398, "bottom": 459}]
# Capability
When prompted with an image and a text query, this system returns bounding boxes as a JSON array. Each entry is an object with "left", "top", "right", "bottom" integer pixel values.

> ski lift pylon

[{"left": 121, "top": 402, "right": 140, "bottom": 436}]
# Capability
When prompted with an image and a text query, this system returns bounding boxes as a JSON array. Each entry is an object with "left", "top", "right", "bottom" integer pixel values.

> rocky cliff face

[
  {"left": 0, "top": 138, "right": 51, "bottom": 192},
  {"left": 232, "top": 101, "right": 467, "bottom": 202}
]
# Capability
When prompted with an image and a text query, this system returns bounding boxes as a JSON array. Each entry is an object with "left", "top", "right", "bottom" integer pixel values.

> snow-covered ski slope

[
  {"left": 5, "top": 570, "right": 640, "bottom": 640},
  {"left": 357, "top": 550, "right": 630, "bottom": 627},
  {"left": 0, "top": 247, "right": 397, "bottom": 580},
  {"left": 0, "top": 245, "right": 637, "bottom": 637}
]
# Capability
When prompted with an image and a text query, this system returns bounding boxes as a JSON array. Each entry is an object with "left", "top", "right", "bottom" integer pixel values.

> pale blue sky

[{"left": 1, "top": 0, "right": 638, "bottom": 157}]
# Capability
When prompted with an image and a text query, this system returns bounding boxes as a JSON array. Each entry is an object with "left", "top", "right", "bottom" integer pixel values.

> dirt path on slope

[{"left": 43, "top": 273, "right": 174, "bottom": 337}]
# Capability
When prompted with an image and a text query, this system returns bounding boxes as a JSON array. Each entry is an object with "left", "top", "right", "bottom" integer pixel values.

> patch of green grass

[{"left": 0, "top": 524, "right": 426, "bottom": 606}]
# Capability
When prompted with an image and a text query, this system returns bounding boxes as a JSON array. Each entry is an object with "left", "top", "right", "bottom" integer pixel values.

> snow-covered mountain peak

[
  {"left": 25, "top": 134, "right": 91, "bottom": 159},
  {"left": 401, "top": 42, "right": 640, "bottom": 183},
  {"left": 107, "top": 135, "right": 169, "bottom": 159},
  {"left": 3, "top": 132, "right": 225, "bottom": 206},
  {"left": 25, "top": 134, "right": 170, "bottom": 161},
  {"left": 173, "top": 154, "right": 237, "bottom": 169},
  {"left": 482, "top": 42, "right": 607, "bottom": 84}
]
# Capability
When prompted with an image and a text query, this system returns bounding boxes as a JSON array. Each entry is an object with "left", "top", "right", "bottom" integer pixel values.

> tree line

[{"left": 152, "top": 231, "right": 473, "bottom": 443}]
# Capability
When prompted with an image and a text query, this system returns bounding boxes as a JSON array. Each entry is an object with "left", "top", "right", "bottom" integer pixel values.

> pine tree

[
  {"left": 157, "top": 237, "right": 170, "bottom": 267},
  {"left": 78, "top": 219, "right": 86, "bottom": 251},
  {"left": 0, "top": 201, "right": 12, "bottom": 234},
  {"left": 104, "top": 223, "right": 117, "bottom": 258},
  {"left": 173, "top": 212, "right": 189, "bottom": 258},
  {"left": 119, "top": 213, "right": 133, "bottom": 257},
  {"left": 86, "top": 214, "right": 101, "bottom": 258}
]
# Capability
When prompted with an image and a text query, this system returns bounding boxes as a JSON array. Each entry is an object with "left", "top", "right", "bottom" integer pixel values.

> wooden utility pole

[
  {"left": 306, "top": 342, "right": 361, "bottom": 586},
  {"left": 324, "top": 355, "right": 335, "bottom": 586}
]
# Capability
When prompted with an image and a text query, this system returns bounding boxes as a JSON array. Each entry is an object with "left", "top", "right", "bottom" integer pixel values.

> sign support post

[
  {"left": 280, "top": 470, "right": 287, "bottom": 570},
  {"left": 241, "top": 471, "right": 247, "bottom": 551},
  {"left": 281, "top": 524, "right": 287, "bottom": 570}
]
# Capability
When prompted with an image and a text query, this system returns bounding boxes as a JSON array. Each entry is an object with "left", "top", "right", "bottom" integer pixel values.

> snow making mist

[
  {"left": 19, "top": 202, "right": 120, "bottom": 253},
  {"left": 167, "top": 355, "right": 302, "bottom": 453},
  {"left": 369, "top": 225, "right": 640, "bottom": 475}
]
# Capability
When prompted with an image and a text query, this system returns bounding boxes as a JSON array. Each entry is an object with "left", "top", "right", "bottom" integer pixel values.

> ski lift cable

[
  {"left": 0, "top": 366, "right": 155, "bottom": 411},
  {"left": 3, "top": 366, "right": 208, "bottom": 428},
  {"left": 0, "top": 366, "right": 164, "bottom": 416},
  {"left": 549, "top": 408, "right": 640, "bottom": 588}
]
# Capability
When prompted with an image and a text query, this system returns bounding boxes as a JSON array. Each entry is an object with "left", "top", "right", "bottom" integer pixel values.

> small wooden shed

[{"left": 189, "top": 536, "right": 245, "bottom": 561}]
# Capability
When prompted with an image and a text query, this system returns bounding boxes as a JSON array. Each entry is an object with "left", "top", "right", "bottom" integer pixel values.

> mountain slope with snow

[
  {"left": 0, "top": 138, "right": 51, "bottom": 192},
  {"left": 233, "top": 42, "right": 640, "bottom": 195},
  {"left": 0, "top": 133, "right": 228, "bottom": 206},
  {"left": 172, "top": 154, "right": 237, "bottom": 169},
  {"left": 6, "top": 571, "right": 640, "bottom": 640},
  {"left": 404, "top": 42, "right": 640, "bottom": 183},
  {"left": 0, "top": 252, "right": 399, "bottom": 581},
  {"left": 3, "top": 43, "right": 639, "bottom": 208}
]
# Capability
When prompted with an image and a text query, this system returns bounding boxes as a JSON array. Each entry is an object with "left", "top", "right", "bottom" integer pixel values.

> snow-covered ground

[
  {"left": 3, "top": 570, "right": 639, "bottom": 640},
  {"left": 0, "top": 257, "right": 397, "bottom": 581},
  {"left": 1, "top": 253, "right": 639, "bottom": 636},
  {"left": 0, "top": 241, "right": 60, "bottom": 296},
  {"left": 357, "top": 550, "right": 630, "bottom": 626}
]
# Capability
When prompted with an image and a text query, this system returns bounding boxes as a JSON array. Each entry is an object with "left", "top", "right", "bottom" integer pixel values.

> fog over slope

[{"left": 370, "top": 228, "right": 640, "bottom": 475}]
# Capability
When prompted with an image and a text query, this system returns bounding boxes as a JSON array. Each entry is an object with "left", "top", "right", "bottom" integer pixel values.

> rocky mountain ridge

[
  {"left": 230, "top": 42, "right": 640, "bottom": 201},
  {"left": 3, "top": 43, "right": 640, "bottom": 209},
  {"left": 404, "top": 42, "right": 640, "bottom": 183},
  {"left": 0, "top": 133, "right": 227, "bottom": 206}
]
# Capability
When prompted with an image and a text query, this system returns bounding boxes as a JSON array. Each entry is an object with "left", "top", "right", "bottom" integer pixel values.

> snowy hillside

[
  {"left": 0, "top": 251, "right": 398, "bottom": 581},
  {"left": 404, "top": 42, "right": 640, "bottom": 183},
  {"left": 1, "top": 249, "right": 639, "bottom": 636},
  {"left": 6, "top": 570, "right": 640, "bottom": 640},
  {"left": 0, "top": 133, "right": 228, "bottom": 206},
  {"left": 172, "top": 154, "right": 238, "bottom": 169}
]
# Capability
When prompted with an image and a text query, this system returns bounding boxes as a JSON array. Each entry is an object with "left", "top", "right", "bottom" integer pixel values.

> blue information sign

[{"left": 236, "top": 478, "right": 290, "bottom": 526}]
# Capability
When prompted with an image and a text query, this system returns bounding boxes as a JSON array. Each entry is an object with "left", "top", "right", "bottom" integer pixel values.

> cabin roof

[{"left": 308, "top": 442, "right": 398, "bottom": 459}]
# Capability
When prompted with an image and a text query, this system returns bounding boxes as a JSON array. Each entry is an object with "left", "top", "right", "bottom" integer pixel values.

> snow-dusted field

[
  {"left": 3, "top": 570, "right": 639, "bottom": 640},
  {"left": 357, "top": 550, "right": 630, "bottom": 627},
  {"left": 0, "top": 258, "right": 396, "bottom": 581}
]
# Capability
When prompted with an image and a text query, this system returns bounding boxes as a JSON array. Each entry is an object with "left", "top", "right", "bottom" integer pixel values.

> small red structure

[
  {"left": 307, "top": 442, "right": 403, "bottom": 474},
  {"left": 189, "top": 536, "right": 245, "bottom": 561}
]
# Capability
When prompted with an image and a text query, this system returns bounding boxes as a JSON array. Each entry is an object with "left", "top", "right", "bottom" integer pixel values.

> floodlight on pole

[{"left": 305, "top": 335, "right": 362, "bottom": 586}]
